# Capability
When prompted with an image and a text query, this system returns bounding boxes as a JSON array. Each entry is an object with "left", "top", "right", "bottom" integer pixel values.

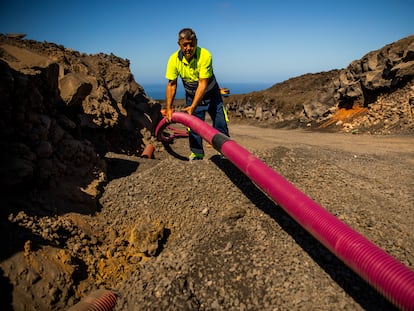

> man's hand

[
  {"left": 165, "top": 79, "right": 177, "bottom": 123},
  {"left": 165, "top": 107, "right": 173, "bottom": 123},
  {"left": 181, "top": 78, "right": 208, "bottom": 116},
  {"left": 181, "top": 105, "right": 195, "bottom": 115}
]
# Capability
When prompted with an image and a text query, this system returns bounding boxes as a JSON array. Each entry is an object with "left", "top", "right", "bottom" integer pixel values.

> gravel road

[{"left": 97, "top": 124, "right": 414, "bottom": 310}]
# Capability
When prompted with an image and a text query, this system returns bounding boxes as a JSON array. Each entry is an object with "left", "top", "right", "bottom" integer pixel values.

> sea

[{"left": 140, "top": 82, "right": 273, "bottom": 100}]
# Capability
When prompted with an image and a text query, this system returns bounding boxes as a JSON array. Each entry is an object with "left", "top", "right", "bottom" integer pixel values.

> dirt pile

[
  {"left": 0, "top": 34, "right": 413, "bottom": 310},
  {"left": 0, "top": 34, "right": 162, "bottom": 211},
  {"left": 0, "top": 34, "right": 162, "bottom": 310}
]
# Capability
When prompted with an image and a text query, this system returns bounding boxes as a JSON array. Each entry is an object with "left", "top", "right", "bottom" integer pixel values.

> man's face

[{"left": 178, "top": 38, "right": 197, "bottom": 61}]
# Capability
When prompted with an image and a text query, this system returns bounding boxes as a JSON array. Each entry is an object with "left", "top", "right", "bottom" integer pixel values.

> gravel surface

[{"left": 94, "top": 126, "right": 413, "bottom": 310}]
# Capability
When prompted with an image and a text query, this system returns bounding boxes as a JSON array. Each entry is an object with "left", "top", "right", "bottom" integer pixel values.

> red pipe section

[
  {"left": 157, "top": 126, "right": 188, "bottom": 143},
  {"left": 67, "top": 289, "right": 117, "bottom": 311},
  {"left": 167, "top": 125, "right": 189, "bottom": 137},
  {"left": 155, "top": 112, "right": 414, "bottom": 311},
  {"left": 141, "top": 144, "right": 155, "bottom": 159}
]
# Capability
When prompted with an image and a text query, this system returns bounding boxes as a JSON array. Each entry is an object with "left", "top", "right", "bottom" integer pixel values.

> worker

[{"left": 164, "top": 28, "right": 229, "bottom": 160}]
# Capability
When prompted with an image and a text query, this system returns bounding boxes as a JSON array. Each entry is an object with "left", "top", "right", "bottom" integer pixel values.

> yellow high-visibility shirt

[{"left": 165, "top": 47, "right": 213, "bottom": 83}]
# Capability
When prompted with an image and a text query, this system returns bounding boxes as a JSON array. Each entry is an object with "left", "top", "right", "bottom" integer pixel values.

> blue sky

[{"left": 1, "top": 0, "right": 413, "bottom": 86}]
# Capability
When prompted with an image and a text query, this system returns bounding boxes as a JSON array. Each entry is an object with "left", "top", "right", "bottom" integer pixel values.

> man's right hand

[
  {"left": 165, "top": 107, "right": 173, "bottom": 123},
  {"left": 165, "top": 80, "right": 177, "bottom": 123}
]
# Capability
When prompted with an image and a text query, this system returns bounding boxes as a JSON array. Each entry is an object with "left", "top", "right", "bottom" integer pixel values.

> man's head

[{"left": 177, "top": 28, "right": 197, "bottom": 61}]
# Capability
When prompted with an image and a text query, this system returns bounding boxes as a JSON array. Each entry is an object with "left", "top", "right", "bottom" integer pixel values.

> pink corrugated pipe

[
  {"left": 155, "top": 112, "right": 414, "bottom": 310},
  {"left": 67, "top": 289, "right": 117, "bottom": 311},
  {"left": 141, "top": 144, "right": 155, "bottom": 159}
]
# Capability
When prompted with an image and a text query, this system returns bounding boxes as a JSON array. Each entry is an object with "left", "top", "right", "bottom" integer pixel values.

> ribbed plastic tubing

[
  {"left": 67, "top": 289, "right": 117, "bottom": 311},
  {"left": 156, "top": 112, "right": 414, "bottom": 310}
]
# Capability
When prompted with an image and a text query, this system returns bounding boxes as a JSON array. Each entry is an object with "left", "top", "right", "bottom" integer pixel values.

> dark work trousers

[{"left": 185, "top": 90, "right": 229, "bottom": 155}]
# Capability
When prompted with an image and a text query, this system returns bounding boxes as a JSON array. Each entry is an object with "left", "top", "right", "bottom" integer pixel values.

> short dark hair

[{"left": 178, "top": 28, "right": 197, "bottom": 41}]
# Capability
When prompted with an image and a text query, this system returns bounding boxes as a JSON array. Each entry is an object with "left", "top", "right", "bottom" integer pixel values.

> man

[{"left": 165, "top": 28, "right": 229, "bottom": 160}]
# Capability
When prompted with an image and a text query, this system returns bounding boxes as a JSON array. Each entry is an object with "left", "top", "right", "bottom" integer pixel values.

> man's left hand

[{"left": 182, "top": 105, "right": 195, "bottom": 115}]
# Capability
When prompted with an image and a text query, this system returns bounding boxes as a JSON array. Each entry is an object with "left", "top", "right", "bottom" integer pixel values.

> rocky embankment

[
  {"left": 224, "top": 35, "right": 414, "bottom": 134},
  {"left": 0, "top": 34, "right": 413, "bottom": 310},
  {"left": 0, "top": 34, "right": 161, "bottom": 212}
]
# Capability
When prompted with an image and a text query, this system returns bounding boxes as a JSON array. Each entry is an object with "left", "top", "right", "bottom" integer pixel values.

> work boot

[{"left": 188, "top": 152, "right": 204, "bottom": 161}]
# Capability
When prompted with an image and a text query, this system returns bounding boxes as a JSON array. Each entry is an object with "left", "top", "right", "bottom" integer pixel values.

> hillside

[
  {"left": 0, "top": 34, "right": 413, "bottom": 310},
  {"left": 224, "top": 35, "right": 414, "bottom": 134}
]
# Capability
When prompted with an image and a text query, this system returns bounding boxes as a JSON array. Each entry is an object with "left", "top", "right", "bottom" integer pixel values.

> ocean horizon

[{"left": 140, "top": 82, "right": 273, "bottom": 100}]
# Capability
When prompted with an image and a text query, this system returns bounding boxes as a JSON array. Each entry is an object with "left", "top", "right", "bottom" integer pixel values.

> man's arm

[
  {"left": 165, "top": 79, "right": 177, "bottom": 122},
  {"left": 182, "top": 78, "right": 208, "bottom": 115}
]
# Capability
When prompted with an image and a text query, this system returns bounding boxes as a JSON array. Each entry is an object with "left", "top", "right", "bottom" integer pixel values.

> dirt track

[{"left": 223, "top": 125, "right": 414, "bottom": 155}]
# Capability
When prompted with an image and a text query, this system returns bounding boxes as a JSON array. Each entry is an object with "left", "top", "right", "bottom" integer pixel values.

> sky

[{"left": 0, "top": 0, "right": 413, "bottom": 87}]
